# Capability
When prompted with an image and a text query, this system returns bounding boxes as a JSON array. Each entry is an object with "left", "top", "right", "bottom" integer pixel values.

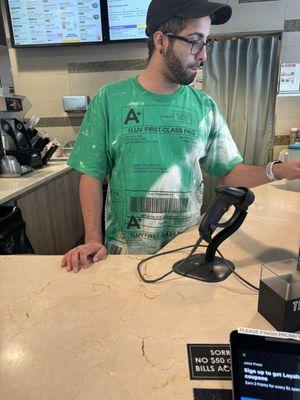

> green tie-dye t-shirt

[{"left": 68, "top": 77, "right": 243, "bottom": 254}]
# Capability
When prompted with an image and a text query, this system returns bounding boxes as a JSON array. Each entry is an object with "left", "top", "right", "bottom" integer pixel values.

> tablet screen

[
  {"left": 230, "top": 331, "right": 300, "bottom": 400},
  {"left": 237, "top": 348, "right": 300, "bottom": 399}
]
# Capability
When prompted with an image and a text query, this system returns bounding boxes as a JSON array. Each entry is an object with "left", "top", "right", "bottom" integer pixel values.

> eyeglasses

[{"left": 163, "top": 32, "right": 213, "bottom": 55}]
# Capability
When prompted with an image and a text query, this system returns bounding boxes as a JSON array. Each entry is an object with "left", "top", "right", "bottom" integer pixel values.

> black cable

[
  {"left": 137, "top": 237, "right": 259, "bottom": 291},
  {"left": 216, "top": 249, "right": 259, "bottom": 291},
  {"left": 137, "top": 236, "right": 204, "bottom": 283}
]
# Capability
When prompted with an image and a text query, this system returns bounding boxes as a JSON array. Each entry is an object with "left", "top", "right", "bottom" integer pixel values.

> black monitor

[
  {"left": 0, "top": 4, "right": 7, "bottom": 45},
  {"left": 5, "top": 0, "right": 105, "bottom": 47},
  {"left": 106, "top": 0, "right": 151, "bottom": 42}
]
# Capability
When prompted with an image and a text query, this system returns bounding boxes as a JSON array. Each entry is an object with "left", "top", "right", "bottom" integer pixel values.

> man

[{"left": 62, "top": 0, "right": 300, "bottom": 272}]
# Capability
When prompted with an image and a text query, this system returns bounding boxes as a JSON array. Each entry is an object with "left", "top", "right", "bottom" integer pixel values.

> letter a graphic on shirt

[
  {"left": 124, "top": 109, "right": 139, "bottom": 125},
  {"left": 127, "top": 216, "right": 140, "bottom": 229}
]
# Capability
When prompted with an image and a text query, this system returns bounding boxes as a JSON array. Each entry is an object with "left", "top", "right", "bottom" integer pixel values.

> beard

[{"left": 164, "top": 46, "right": 199, "bottom": 85}]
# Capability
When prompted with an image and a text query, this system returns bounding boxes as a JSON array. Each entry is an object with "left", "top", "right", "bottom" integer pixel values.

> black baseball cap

[{"left": 146, "top": 0, "right": 232, "bottom": 36}]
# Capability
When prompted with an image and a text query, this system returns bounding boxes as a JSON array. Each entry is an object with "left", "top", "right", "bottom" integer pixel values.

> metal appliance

[{"left": 0, "top": 118, "right": 42, "bottom": 168}]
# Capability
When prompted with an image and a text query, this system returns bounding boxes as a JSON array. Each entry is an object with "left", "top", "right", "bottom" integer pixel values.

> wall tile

[
  {"left": 24, "top": 100, "right": 67, "bottom": 118},
  {"left": 68, "top": 59, "right": 146, "bottom": 73},
  {"left": 276, "top": 96, "right": 300, "bottom": 118},
  {"left": 118, "top": 70, "right": 142, "bottom": 80},
  {"left": 0, "top": 47, "right": 13, "bottom": 90},
  {"left": 280, "top": 32, "right": 300, "bottom": 62},
  {"left": 42, "top": 126, "right": 79, "bottom": 144},
  {"left": 274, "top": 135, "right": 290, "bottom": 145},
  {"left": 284, "top": 0, "right": 300, "bottom": 19},
  {"left": 284, "top": 19, "right": 300, "bottom": 32},
  {"left": 68, "top": 70, "right": 140, "bottom": 98},
  {"left": 8, "top": 42, "right": 147, "bottom": 76},
  {"left": 37, "top": 117, "right": 83, "bottom": 128},
  {"left": 212, "top": 0, "right": 284, "bottom": 34},
  {"left": 275, "top": 96, "right": 300, "bottom": 136},
  {"left": 239, "top": 0, "right": 280, "bottom": 3},
  {"left": 273, "top": 145, "right": 289, "bottom": 158},
  {"left": 276, "top": 118, "right": 300, "bottom": 134},
  {"left": 13, "top": 74, "right": 70, "bottom": 102}
]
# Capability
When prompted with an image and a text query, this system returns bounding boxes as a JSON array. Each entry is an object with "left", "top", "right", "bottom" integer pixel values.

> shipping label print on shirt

[
  {"left": 119, "top": 104, "right": 205, "bottom": 252},
  {"left": 121, "top": 105, "right": 199, "bottom": 145},
  {"left": 125, "top": 190, "right": 196, "bottom": 250}
]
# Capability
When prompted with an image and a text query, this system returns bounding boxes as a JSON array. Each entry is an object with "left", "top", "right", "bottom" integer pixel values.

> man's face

[{"left": 163, "top": 16, "right": 211, "bottom": 85}]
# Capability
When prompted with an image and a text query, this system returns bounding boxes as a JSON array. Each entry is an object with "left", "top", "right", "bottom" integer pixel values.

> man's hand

[
  {"left": 273, "top": 160, "right": 300, "bottom": 180},
  {"left": 61, "top": 242, "right": 107, "bottom": 273}
]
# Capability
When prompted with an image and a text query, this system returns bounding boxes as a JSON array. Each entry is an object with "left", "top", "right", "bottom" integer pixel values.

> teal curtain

[{"left": 201, "top": 36, "right": 280, "bottom": 210}]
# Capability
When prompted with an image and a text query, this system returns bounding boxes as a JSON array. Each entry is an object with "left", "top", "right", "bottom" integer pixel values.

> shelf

[{"left": 277, "top": 92, "right": 300, "bottom": 97}]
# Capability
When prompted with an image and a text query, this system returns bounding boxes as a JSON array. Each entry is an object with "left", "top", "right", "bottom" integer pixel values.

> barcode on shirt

[
  {"left": 107, "top": 244, "right": 123, "bottom": 255},
  {"left": 130, "top": 197, "right": 188, "bottom": 213}
]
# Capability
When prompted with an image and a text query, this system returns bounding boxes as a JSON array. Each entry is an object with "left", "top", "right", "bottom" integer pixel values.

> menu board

[
  {"left": 107, "top": 0, "right": 151, "bottom": 41},
  {"left": 7, "top": 0, "right": 103, "bottom": 46}
]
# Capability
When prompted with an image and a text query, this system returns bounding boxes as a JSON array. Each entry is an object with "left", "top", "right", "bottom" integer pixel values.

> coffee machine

[
  {"left": 0, "top": 95, "right": 57, "bottom": 175},
  {"left": 1, "top": 118, "right": 42, "bottom": 169}
]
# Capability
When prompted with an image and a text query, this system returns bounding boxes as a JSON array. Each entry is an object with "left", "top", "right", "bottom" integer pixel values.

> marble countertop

[
  {"left": 0, "top": 182, "right": 299, "bottom": 399},
  {"left": 0, "top": 255, "right": 272, "bottom": 400},
  {"left": 0, "top": 161, "right": 71, "bottom": 205},
  {"left": 163, "top": 181, "right": 300, "bottom": 256}
]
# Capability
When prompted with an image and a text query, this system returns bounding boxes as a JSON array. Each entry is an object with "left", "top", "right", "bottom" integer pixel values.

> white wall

[
  {"left": 0, "top": 44, "right": 14, "bottom": 95},
  {"left": 1, "top": 0, "right": 300, "bottom": 149}
]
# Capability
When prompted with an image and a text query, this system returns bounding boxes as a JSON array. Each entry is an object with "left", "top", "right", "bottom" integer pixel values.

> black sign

[
  {"left": 0, "top": 8, "right": 7, "bottom": 46},
  {"left": 188, "top": 344, "right": 231, "bottom": 380},
  {"left": 193, "top": 388, "right": 232, "bottom": 400}
]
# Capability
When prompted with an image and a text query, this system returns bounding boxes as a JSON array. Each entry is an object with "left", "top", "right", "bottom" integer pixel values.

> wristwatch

[{"left": 266, "top": 160, "right": 282, "bottom": 181}]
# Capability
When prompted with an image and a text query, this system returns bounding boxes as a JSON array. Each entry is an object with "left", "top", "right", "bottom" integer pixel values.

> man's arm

[
  {"left": 61, "top": 174, "right": 107, "bottom": 272},
  {"left": 220, "top": 160, "right": 300, "bottom": 188},
  {"left": 80, "top": 174, "right": 103, "bottom": 243}
]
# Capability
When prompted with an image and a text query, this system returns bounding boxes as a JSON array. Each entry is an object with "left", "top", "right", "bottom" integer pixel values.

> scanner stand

[{"left": 173, "top": 210, "right": 248, "bottom": 282}]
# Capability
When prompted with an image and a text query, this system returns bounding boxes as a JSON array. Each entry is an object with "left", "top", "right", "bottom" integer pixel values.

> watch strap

[{"left": 266, "top": 160, "right": 282, "bottom": 181}]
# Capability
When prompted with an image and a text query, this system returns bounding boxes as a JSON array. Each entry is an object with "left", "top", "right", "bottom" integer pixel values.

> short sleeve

[
  {"left": 67, "top": 88, "right": 110, "bottom": 180},
  {"left": 200, "top": 101, "right": 243, "bottom": 177}
]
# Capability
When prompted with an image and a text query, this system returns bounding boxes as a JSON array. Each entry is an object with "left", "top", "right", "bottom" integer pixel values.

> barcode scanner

[
  {"left": 199, "top": 187, "right": 255, "bottom": 243},
  {"left": 173, "top": 187, "right": 255, "bottom": 282}
]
